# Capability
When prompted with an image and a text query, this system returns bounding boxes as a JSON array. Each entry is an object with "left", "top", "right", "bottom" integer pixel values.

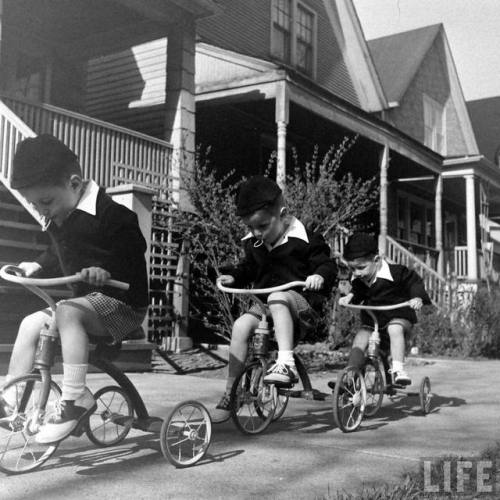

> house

[
  {"left": 1, "top": 0, "right": 497, "bottom": 355},
  {"left": 0, "top": 0, "right": 220, "bottom": 358}
]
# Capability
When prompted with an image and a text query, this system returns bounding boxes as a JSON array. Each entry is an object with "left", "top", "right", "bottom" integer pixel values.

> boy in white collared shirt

[
  {"left": 212, "top": 176, "right": 337, "bottom": 422},
  {"left": 0, "top": 135, "right": 148, "bottom": 443},
  {"left": 338, "top": 233, "right": 431, "bottom": 385}
]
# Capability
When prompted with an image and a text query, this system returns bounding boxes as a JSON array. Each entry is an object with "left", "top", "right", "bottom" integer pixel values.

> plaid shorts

[
  {"left": 248, "top": 290, "right": 319, "bottom": 342},
  {"left": 85, "top": 292, "right": 147, "bottom": 342}
]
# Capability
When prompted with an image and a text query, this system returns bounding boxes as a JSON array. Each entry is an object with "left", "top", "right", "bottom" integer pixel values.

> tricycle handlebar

[
  {"left": 216, "top": 280, "right": 306, "bottom": 295},
  {"left": 341, "top": 301, "right": 411, "bottom": 311},
  {"left": 0, "top": 265, "right": 129, "bottom": 291}
]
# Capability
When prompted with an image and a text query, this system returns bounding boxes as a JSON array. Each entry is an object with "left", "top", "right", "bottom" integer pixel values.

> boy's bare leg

[
  {"left": 8, "top": 310, "right": 51, "bottom": 378},
  {"left": 387, "top": 323, "right": 411, "bottom": 385},
  {"left": 226, "top": 313, "right": 259, "bottom": 392}
]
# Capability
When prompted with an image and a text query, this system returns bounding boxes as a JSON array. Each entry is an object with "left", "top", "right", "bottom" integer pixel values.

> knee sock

[
  {"left": 392, "top": 360, "right": 404, "bottom": 373},
  {"left": 348, "top": 347, "right": 365, "bottom": 370},
  {"left": 61, "top": 363, "right": 88, "bottom": 401},
  {"left": 277, "top": 350, "right": 296, "bottom": 371}
]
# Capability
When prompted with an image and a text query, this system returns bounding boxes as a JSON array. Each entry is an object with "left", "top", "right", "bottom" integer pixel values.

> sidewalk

[{"left": 3, "top": 356, "right": 500, "bottom": 499}]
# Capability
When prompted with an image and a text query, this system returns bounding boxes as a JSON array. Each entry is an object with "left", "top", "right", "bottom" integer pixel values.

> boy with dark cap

[
  {"left": 212, "top": 175, "right": 337, "bottom": 422},
  {"left": 338, "top": 232, "right": 431, "bottom": 385},
  {"left": 0, "top": 134, "right": 149, "bottom": 443}
]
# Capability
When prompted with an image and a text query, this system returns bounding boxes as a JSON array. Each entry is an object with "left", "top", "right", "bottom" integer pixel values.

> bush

[
  {"left": 413, "top": 285, "right": 500, "bottom": 358},
  {"left": 177, "top": 141, "right": 378, "bottom": 342}
]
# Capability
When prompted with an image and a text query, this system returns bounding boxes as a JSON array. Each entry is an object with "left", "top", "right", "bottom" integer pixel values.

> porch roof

[
  {"left": 4, "top": 0, "right": 219, "bottom": 59},
  {"left": 196, "top": 43, "right": 442, "bottom": 173}
]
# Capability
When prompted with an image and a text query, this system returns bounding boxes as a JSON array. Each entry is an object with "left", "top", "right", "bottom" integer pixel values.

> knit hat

[
  {"left": 11, "top": 134, "right": 78, "bottom": 189},
  {"left": 343, "top": 232, "right": 378, "bottom": 260},
  {"left": 236, "top": 175, "right": 282, "bottom": 216}
]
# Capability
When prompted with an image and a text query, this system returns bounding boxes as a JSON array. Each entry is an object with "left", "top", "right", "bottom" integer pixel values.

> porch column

[
  {"left": 164, "top": 17, "right": 196, "bottom": 211},
  {"left": 465, "top": 174, "right": 478, "bottom": 280},
  {"left": 275, "top": 81, "right": 289, "bottom": 190},
  {"left": 163, "top": 18, "right": 195, "bottom": 351},
  {"left": 107, "top": 184, "right": 155, "bottom": 334},
  {"left": 378, "top": 144, "right": 389, "bottom": 256},
  {"left": 435, "top": 174, "right": 444, "bottom": 276}
]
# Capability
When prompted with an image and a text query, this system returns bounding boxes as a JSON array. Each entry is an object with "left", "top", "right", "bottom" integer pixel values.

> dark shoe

[
  {"left": 263, "top": 363, "right": 298, "bottom": 386},
  {"left": 36, "top": 388, "right": 96, "bottom": 444},
  {"left": 211, "top": 392, "right": 231, "bottom": 424}
]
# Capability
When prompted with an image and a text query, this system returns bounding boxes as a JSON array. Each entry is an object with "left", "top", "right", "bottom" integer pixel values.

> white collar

[
  {"left": 350, "top": 258, "right": 394, "bottom": 284},
  {"left": 76, "top": 180, "right": 99, "bottom": 216},
  {"left": 242, "top": 216, "right": 309, "bottom": 248},
  {"left": 42, "top": 180, "right": 99, "bottom": 230},
  {"left": 374, "top": 258, "right": 394, "bottom": 282}
]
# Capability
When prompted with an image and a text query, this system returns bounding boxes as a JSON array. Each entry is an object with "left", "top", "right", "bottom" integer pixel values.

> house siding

[
  {"left": 385, "top": 38, "right": 468, "bottom": 156},
  {"left": 197, "top": 0, "right": 359, "bottom": 106}
]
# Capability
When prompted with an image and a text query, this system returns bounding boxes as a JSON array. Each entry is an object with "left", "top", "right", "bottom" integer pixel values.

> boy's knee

[
  {"left": 232, "top": 315, "right": 256, "bottom": 341},
  {"left": 267, "top": 291, "right": 289, "bottom": 305},
  {"left": 19, "top": 311, "right": 49, "bottom": 336}
]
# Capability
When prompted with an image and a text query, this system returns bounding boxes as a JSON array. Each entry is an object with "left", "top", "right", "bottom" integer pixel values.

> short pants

[
  {"left": 85, "top": 292, "right": 147, "bottom": 342},
  {"left": 361, "top": 318, "right": 413, "bottom": 351},
  {"left": 247, "top": 290, "right": 319, "bottom": 342}
]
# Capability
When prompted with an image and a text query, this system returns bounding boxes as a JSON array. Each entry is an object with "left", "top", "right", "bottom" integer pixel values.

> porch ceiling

[{"left": 4, "top": 0, "right": 217, "bottom": 58}]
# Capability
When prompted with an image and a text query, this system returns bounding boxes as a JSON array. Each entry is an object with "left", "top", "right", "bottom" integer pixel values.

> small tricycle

[
  {"left": 0, "top": 265, "right": 212, "bottom": 473},
  {"left": 332, "top": 302, "right": 433, "bottom": 433}
]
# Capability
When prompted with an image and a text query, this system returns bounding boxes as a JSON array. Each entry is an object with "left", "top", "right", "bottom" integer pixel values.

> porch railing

[
  {"left": 385, "top": 236, "right": 449, "bottom": 309},
  {"left": 0, "top": 94, "right": 173, "bottom": 190}
]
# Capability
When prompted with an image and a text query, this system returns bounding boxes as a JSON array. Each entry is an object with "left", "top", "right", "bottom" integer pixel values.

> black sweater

[
  {"left": 351, "top": 262, "right": 431, "bottom": 327},
  {"left": 221, "top": 228, "right": 337, "bottom": 310},
  {"left": 36, "top": 187, "right": 149, "bottom": 309}
]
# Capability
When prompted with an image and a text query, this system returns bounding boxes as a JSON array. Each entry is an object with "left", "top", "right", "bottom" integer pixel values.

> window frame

[
  {"left": 270, "top": 0, "right": 317, "bottom": 78},
  {"left": 423, "top": 94, "right": 446, "bottom": 155}
]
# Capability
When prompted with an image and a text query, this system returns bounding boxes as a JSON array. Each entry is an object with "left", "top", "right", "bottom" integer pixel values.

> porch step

[{"left": 0, "top": 341, "right": 155, "bottom": 375}]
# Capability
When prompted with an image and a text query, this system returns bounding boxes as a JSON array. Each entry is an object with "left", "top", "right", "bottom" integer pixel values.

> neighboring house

[
  {"left": 467, "top": 96, "right": 500, "bottom": 271},
  {"left": 368, "top": 24, "right": 500, "bottom": 284},
  {"left": 0, "top": 0, "right": 219, "bottom": 354}
]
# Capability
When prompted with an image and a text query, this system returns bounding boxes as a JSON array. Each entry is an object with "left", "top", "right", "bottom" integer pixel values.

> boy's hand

[
  {"left": 304, "top": 274, "right": 324, "bottom": 291},
  {"left": 17, "top": 261, "right": 42, "bottom": 277},
  {"left": 78, "top": 267, "right": 111, "bottom": 287},
  {"left": 338, "top": 293, "right": 354, "bottom": 307},
  {"left": 217, "top": 275, "right": 235, "bottom": 286},
  {"left": 408, "top": 297, "right": 423, "bottom": 310}
]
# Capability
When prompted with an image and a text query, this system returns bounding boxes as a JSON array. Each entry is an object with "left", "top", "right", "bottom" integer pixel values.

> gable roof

[
  {"left": 368, "top": 24, "right": 441, "bottom": 103},
  {"left": 467, "top": 96, "right": 500, "bottom": 164}
]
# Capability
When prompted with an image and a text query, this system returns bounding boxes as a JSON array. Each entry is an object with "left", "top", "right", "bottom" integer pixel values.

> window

[
  {"left": 423, "top": 95, "right": 446, "bottom": 154},
  {"left": 271, "top": 0, "right": 316, "bottom": 77}
]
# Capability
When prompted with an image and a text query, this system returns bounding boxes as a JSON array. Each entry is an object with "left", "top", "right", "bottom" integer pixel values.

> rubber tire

[
  {"left": 419, "top": 376, "right": 432, "bottom": 415},
  {"left": 363, "top": 358, "right": 385, "bottom": 417},
  {"left": 86, "top": 386, "right": 134, "bottom": 447},
  {"left": 332, "top": 367, "right": 367, "bottom": 433},
  {"left": 160, "top": 400, "right": 212, "bottom": 468},
  {"left": 0, "top": 374, "right": 61, "bottom": 474},
  {"left": 230, "top": 360, "right": 277, "bottom": 435}
]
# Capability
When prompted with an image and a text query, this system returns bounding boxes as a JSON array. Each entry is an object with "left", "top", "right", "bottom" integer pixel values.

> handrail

[
  {"left": 0, "top": 100, "right": 43, "bottom": 225},
  {"left": 0, "top": 93, "right": 172, "bottom": 148},
  {"left": 0, "top": 94, "right": 173, "bottom": 190}
]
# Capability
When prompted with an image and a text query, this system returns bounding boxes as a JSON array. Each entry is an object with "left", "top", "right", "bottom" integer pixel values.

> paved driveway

[{"left": 2, "top": 358, "right": 500, "bottom": 499}]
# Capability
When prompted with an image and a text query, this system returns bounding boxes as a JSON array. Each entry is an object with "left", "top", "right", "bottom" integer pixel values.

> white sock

[
  {"left": 61, "top": 363, "right": 88, "bottom": 401},
  {"left": 392, "top": 360, "right": 404, "bottom": 373},
  {"left": 277, "top": 350, "right": 295, "bottom": 370}
]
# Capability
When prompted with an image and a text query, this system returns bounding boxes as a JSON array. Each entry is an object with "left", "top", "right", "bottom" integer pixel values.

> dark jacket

[
  {"left": 221, "top": 222, "right": 337, "bottom": 310},
  {"left": 36, "top": 186, "right": 149, "bottom": 309},
  {"left": 350, "top": 261, "right": 431, "bottom": 327}
]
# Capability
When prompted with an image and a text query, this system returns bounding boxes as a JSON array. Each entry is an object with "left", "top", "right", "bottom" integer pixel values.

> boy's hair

[
  {"left": 11, "top": 134, "right": 82, "bottom": 189},
  {"left": 236, "top": 175, "right": 283, "bottom": 216},
  {"left": 343, "top": 232, "right": 378, "bottom": 261}
]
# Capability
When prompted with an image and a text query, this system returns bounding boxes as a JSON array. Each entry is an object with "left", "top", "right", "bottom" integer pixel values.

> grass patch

[{"left": 323, "top": 442, "right": 500, "bottom": 499}]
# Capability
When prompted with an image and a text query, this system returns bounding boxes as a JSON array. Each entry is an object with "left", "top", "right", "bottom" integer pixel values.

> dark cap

[
  {"left": 236, "top": 175, "right": 282, "bottom": 216},
  {"left": 343, "top": 232, "right": 378, "bottom": 260},
  {"left": 11, "top": 134, "right": 78, "bottom": 189}
]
